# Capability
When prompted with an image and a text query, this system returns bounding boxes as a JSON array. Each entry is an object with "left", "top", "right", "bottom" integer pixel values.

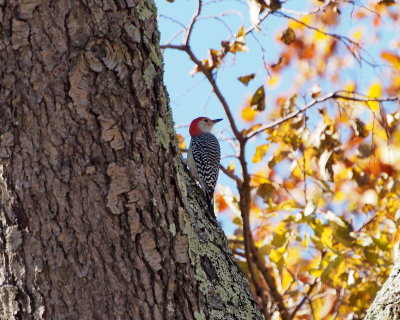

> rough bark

[
  {"left": 0, "top": 1, "right": 262, "bottom": 319},
  {"left": 364, "top": 258, "right": 400, "bottom": 320}
]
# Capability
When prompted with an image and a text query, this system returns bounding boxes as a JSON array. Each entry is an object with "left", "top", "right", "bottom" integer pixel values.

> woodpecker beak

[{"left": 212, "top": 118, "right": 223, "bottom": 124}]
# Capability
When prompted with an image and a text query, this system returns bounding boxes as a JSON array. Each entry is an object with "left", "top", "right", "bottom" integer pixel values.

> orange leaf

[{"left": 381, "top": 51, "right": 400, "bottom": 70}]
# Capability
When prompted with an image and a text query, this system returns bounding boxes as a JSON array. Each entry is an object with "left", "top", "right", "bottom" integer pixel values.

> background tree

[
  {"left": 159, "top": 0, "right": 400, "bottom": 319},
  {"left": 0, "top": 1, "right": 262, "bottom": 319}
]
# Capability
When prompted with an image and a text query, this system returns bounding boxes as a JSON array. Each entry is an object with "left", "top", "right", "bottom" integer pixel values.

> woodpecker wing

[{"left": 190, "top": 133, "right": 221, "bottom": 194}]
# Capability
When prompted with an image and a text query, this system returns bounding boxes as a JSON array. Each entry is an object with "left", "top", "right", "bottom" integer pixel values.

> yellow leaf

[
  {"left": 367, "top": 83, "right": 382, "bottom": 112},
  {"left": 242, "top": 105, "right": 258, "bottom": 122},
  {"left": 352, "top": 28, "right": 364, "bottom": 41},
  {"left": 281, "top": 268, "right": 293, "bottom": 292},
  {"left": 227, "top": 162, "right": 235, "bottom": 172},
  {"left": 268, "top": 74, "right": 279, "bottom": 86},
  {"left": 176, "top": 134, "right": 186, "bottom": 150},
  {"left": 344, "top": 81, "right": 356, "bottom": 92},
  {"left": 289, "top": 15, "right": 312, "bottom": 30},
  {"left": 320, "top": 228, "right": 333, "bottom": 248},
  {"left": 321, "top": 255, "right": 343, "bottom": 283},
  {"left": 292, "top": 164, "right": 303, "bottom": 180},
  {"left": 230, "top": 26, "right": 248, "bottom": 53},
  {"left": 252, "top": 144, "right": 270, "bottom": 163},
  {"left": 238, "top": 73, "right": 256, "bottom": 86},
  {"left": 269, "top": 247, "right": 286, "bottom": 267}
]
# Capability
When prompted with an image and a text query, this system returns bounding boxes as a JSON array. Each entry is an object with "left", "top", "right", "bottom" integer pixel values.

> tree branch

[
  {"left": 219, "top": 165, "right": 243, "bottom": 187},
  {"left": 246, "top": 91, "right": 400, "bottom": 139},
  {"left": 250, "top": 240, "right": 291, "bottom": 320}
]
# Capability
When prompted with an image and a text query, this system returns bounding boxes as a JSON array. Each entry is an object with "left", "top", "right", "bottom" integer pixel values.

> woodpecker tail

[{"left": 205, "top": 187, "right": 216, "bottom": 219}]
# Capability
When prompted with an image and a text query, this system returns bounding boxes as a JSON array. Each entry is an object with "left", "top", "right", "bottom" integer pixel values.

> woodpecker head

[{"left": 189, "top": 117, "right": 222, "bottom": 137}]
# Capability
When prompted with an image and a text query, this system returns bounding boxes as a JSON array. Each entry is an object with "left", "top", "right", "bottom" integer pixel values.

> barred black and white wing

[{"left": 190, "top": 133, "right": 221, "bottom": 216}]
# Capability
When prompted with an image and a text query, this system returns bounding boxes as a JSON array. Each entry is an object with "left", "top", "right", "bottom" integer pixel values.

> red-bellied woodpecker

[{"left": 187, "top": 117, "right": 222, "bottom": 217}]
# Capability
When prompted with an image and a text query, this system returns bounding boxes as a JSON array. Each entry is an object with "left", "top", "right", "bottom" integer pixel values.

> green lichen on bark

[
  {"left": 136, "top": 1, "right": 154, "bottom": 20},
  {"left": 155, "top": 117, "right": 171, "bottom": 150},
  {"left": 178, "top": 164, "right": 263, "bottom": 320},
  {"left": 194, "top": 310, "right": 206, "bottom": 320},
  {"left": 169, "top": 223, "right": 176, "bottom": 236}
]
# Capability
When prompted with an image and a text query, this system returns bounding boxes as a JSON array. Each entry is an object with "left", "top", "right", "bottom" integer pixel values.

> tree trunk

[
  {"left": 0, "top": 1, "right": 262, "bottom": 319},
  {"left": 365, "top": 258, "right": 400, "bottom": 320}
]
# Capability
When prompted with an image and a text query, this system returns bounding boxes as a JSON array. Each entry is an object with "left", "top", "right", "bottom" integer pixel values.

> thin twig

[
  {"left": 185, "top": 0, "right": 202, "bottom": 45},
  {"left": 290, "top": 279, "right": 318, "bottom": 318},
  {"left": 220, "top": 165, "right": 243, "bottom": 186},
  {"left": 158, "top": 14, "right": 187, "bottom": 30}
]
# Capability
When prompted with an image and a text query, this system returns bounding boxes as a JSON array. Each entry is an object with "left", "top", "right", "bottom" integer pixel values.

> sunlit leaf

[
  {"left": 230, "top": 26, "right": 248, "bottom": 53},
  {"left": 281, "top": 268, "right": 293, "bottom": 292},
  {"left": 268, "top": 73, "right": 280, "bottom": 86},
  {"left": 238, "top": 73, "right": 256, "bottom": 86},
  {"left": 252, "top": 144, "right": 270, "bottom": 163},
  {"left": 176, "top": 134, "right": 186, "bottom": 150},
  {"left": 381, "top": 51, "right": 400, "bottom": 70},
  {"left": 270, "top": 247, "right": 286, "bottom": 267},
  {"left": 367, "top": 83, "right": 382, "bottom": 112}
]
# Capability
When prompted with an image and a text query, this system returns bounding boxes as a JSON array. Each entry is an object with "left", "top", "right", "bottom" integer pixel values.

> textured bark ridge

[
  {"left": 365, "top": 259, "right": 400, "bottom": 320},
  {"left": 0, "top": 1, "right": 262, "bottom": 319}
]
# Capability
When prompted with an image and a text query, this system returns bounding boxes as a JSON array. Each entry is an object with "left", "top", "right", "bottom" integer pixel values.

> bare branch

[
  {"left": 185, "top": 0, "right": 202, "bottom": 45},
  {"left": 274, "top": 11, "right": 370, "bottom": 64},
  {"left": 184, "top": 47, "right": 244, "bottom": 142},
  {"left": 160, "top": 44, "right": 187, "bottom": 51},
  {"left": 290, "top": 279, "right": 318, "bottom": 318},
  {"left": 219, "top": 165, "right": 242, "bottom": 186},
  {"left": 246, "top": 91, "right": 400, "bottom": 139},
  {"left": 250, "top": 240, "right": 291, "bottom": 320}
]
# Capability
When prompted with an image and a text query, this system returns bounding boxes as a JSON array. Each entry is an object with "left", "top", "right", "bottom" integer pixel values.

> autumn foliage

[{"left": 160, "top": 1, "right": 400, "bottom": 319}]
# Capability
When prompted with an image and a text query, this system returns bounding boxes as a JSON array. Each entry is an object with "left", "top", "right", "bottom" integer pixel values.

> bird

[{"left": 187, "top": 117, "right": 222, "bottom": 218}]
